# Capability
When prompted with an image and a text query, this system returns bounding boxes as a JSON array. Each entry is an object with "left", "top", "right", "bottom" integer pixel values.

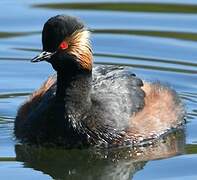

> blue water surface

[{"left": 0, "top": 0, "right": 197, "bottom": 179}]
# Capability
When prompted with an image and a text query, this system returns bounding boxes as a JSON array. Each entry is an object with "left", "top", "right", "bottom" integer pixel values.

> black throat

[
  {"left": 55, "top": 66, "right": 92, "bottom": 123},
  {"left": 56, "top": 71, "right": 69, "bottom": 102},
  {"left": 49, "top": 52, "right": 92, "bottom": 104},
  {"left": 56, "top": 69, "right": 92, "bottom": 103}
]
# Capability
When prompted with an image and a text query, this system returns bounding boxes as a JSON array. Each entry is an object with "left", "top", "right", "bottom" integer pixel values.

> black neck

[
  {"left": 50, "top": 52, "right": 92, "bottom": 104},
  {"left": 56, "top": 71, "right": 69, "bottom": 102},
  {"left": 56, "top": 69, "right": 92, "bottom": 110}
]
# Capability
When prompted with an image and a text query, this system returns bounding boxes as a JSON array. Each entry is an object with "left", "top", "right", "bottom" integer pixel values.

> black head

[
  {"left": 42, "top": 15, "right": 84, "bottom": 52},
  {"left": 31, "top": 15, "right": 93, "bottom": 72}
]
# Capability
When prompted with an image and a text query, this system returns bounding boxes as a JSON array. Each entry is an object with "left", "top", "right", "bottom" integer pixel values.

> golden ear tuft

[{"left": 67, "top": 30, "right": 93, "bottom": 71}]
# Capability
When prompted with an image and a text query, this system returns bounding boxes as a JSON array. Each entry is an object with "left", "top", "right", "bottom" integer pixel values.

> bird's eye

[{"left": 59, "top": 41, "right": 68, "bottom": 50}]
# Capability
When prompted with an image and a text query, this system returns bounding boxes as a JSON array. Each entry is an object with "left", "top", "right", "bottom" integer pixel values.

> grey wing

[{"left": 91, "top": 65, "right": 145, "bottom": 130}]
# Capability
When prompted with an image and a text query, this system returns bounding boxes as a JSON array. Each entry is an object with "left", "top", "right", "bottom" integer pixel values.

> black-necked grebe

[{"left": 14, "top": 15, "right": 185, "bottom": 148}]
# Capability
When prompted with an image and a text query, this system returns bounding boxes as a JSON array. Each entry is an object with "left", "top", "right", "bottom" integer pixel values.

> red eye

[{"left": 59, "top": 41, "right": 68, "bottom": 50}]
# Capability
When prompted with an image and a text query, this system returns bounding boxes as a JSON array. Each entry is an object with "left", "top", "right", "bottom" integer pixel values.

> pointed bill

[{"left": 31, "top": 51, "right": 56, "bottom": 63}]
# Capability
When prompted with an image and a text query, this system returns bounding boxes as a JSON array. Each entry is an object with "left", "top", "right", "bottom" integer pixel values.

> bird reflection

[{"left": 15, "top": 130, "right": 185, "bottom": 180}]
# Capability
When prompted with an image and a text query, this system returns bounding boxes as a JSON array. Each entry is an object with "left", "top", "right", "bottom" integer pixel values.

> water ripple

[{"left": 32, "top": 2, "right": 197, "bottom": 14}]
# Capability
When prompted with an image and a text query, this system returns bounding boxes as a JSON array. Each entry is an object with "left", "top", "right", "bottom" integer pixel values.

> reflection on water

[
  {"left": 94, "top": 29, "right": 197, "bottom": 42},
  {"left": 0, "top": 0, "right": 197, "bottom": 179},
  {"left": 15, "top": 131, "right": 185, "bottom": 180},
  {"left": 33, "top": 2, "right": 197, "bottom": 14},
  {"left": 0, "top": 31, "right": 39, "bottom": 39}
]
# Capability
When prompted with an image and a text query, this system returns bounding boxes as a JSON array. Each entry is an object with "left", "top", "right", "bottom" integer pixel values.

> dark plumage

[
  {"left": 42, "top": 15, "right": 84, "bottom": 52},
  {"left": 14, "top": 15, "right": 185, "bottom": 148}
]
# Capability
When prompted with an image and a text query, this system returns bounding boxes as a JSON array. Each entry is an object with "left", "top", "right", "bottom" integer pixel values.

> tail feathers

[{"left": 128, "top": 82, "right": 185, "bottom": 140}]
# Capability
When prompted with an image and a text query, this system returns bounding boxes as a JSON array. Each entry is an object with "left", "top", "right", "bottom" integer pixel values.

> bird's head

[{"left": 31, "top": 15, "right": 93, "bottom": 73}]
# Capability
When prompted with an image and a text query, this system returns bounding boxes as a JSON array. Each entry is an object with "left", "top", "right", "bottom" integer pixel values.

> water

[{"left": 0, "top": 0, "right": 197, "bottom": 179}]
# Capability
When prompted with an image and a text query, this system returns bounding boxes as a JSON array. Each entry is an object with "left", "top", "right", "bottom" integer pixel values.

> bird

[{"left": 14, "top": 15, "right": 185, "bottom": 148}]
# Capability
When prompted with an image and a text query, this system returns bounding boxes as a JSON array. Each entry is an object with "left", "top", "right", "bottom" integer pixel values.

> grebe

[{"left": 14, "top": 15, "right": 185, "bottom": 148}]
